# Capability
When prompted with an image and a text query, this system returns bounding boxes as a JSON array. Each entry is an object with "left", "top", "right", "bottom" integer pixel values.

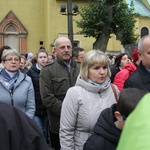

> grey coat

[
  {"left": 0, "top": 69, "right": 35, "bottom": 118},
  {"left": 60, "top": 76, "right": 120, "bottom": 150}
]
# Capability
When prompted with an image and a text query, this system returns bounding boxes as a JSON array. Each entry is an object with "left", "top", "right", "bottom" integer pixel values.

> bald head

[
  {"left": 54, "top": 37, "right": 72, "bottom": 64},
  {"left": 138, "top": 35, "right": 150, "bottom": 52},
  {"left": 54, "top": 37, "right": 72, "bottom": 48},
  {"left": 137, "top": 35, "right": 150, "bottom": 68}
]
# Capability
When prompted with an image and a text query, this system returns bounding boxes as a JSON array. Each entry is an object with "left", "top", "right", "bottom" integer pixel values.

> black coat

[
  {"left": 0, "top": 102, "right": 49, "bottom": 150},
  {"left": 27, "top": 63, "right": 47, "bottom": 116},
  {"left": 110, "top": 66, "right": 120, "bottom": 83},
  {"left": 124, "top": 62, "right": 150, "bottom": 92},
  {"left": 84, "top": 104, "right": 121, "bottom": 150}
]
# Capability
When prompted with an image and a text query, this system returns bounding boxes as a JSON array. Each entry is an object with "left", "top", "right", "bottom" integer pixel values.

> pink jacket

[{"left": 113, "top": 62, "right": 136, "bottom": 91}]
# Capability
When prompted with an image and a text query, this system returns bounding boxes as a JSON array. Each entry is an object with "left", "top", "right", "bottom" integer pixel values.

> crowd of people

[{"left": 0, "top": 34, "right": 150, "bottom": 150}]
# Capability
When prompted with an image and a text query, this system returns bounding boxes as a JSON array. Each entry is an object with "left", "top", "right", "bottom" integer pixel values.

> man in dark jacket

[
  {"left": 72, "top": 46, "right": 85, "bottom": 62},
  {"left": 84, "top": 88, "right": 147, "bottom": 150},
  {"left": 124, "top": 35, "right": 150, "bottom": 91},
  {"left": 0, "top": 102, "right": 49, "bottom": 150},
  {"left": 40, "top": 37, "right": 80, "bottom": 150}
]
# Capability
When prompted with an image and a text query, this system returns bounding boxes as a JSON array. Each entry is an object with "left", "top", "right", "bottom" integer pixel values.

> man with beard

[{"left": 40, "top": 37, "right": 80, "bottom": 150}]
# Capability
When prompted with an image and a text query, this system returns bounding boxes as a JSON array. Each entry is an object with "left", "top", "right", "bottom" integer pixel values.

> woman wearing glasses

[{"left": 0, "top": 49, "right": 35, "bottom": 118}]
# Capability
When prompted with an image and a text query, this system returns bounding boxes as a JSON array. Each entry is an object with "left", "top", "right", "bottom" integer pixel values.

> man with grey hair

[
  {"left": 40, "top": 37, "right": 80, "bottom": 150},
  {"left": 124, "top": 35, "right": 150, "bottom": 91}
]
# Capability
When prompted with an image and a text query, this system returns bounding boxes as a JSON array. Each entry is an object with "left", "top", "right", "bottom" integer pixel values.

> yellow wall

[
  {"left": 0, "top": 0, "right": 45, "bottom": 56},
  {"left": 142, "top": 0, "right": 150, "bottom": 9},
  {"left": 0, "top": 0, "right": 149, "bottom": 55},
  {"left": 47, "top": 0, "right": 123, "bottom": 53},
  {"left": 47, "top": 0, "right": 150, "bottom": 53},
  {"left": 47, "top": 0, "right": 95, "bottom": 53},
  {"left": 139, "top": 17, "right": 150, "bottom": 30}
]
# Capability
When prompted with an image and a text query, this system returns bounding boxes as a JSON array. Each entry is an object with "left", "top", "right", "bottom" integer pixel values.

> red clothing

[{"left": 113, "top": 62, "right": 136, "bottom": 90}]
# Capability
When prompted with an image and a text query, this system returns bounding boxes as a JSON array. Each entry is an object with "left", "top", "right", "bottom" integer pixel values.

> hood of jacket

[
  {"left": 123, "top": 62, "right": 136, "bottom": 72},
  {"left": 31, "top": 62, "right": 40, "bottom": 73},
  {"left": 75, "top": 75, "right": 111, "bottom": 93},
  {"left": 94, "top": 104, "right": 121, "bottom": 145}
]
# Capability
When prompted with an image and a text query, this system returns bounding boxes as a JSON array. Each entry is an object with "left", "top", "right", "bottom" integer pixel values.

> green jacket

[
  {"left": 117, "top": 93, "right": 150, "bottom": 150},
  {"left": 40, "top": 58, "right": 80, "bottom": 134}
]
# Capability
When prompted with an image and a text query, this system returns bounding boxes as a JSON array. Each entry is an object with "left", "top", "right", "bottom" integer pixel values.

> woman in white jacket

[{"left": 60, "top": 50, "right": 120, "bottom": 150}]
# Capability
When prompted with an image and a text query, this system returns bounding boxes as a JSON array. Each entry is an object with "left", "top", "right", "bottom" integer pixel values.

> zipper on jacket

[
  {"left": 9, "top": 90, "right": 14, "bottom": 106},
  {"left": 0, "top": 82, "right": 14, "bottom": 106}
]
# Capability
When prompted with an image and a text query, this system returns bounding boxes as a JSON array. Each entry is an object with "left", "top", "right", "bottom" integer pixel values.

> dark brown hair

[
  {"left": 114, "top": 53, "right": 131, "bottom": 68},
  {"left": 0, "top": 46, "right": 11, "bottom": 63},
  {"left": 117, "top": 88, "right": 147, "bottom": 118}
]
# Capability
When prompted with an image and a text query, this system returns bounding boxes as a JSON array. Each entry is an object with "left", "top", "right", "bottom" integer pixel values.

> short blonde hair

[{"left": 80, "top": 50, "right": 111, "bottom": 80}]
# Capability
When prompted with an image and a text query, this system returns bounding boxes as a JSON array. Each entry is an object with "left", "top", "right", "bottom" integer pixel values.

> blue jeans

[{"left": 34, "top": 116, "right": 48, "bottom": 140}]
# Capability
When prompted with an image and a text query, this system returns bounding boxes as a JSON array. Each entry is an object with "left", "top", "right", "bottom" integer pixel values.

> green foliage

[{"left": 76, "top": 0, "right": 138, "bottom": 46}]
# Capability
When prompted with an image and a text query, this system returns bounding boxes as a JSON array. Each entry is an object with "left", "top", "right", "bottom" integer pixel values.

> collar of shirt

[{"left": 64, "top": 59, "right": 71, "bottom": 68}]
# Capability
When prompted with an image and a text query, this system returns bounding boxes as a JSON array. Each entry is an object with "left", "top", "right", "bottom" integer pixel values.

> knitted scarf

[
  {"left": 1, "top": 69, "right": 19, "bottom": 92},
  {"left": 87, "top": 77, "right": 110, "bottom": 87}
]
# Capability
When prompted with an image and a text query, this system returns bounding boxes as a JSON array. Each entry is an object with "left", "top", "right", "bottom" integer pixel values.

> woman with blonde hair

[{"left": 60, "top": 50, "right": 120, "bottom": 150}]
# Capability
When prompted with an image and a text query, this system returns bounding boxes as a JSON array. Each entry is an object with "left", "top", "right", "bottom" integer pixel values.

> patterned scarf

[
  {"left": 87, "top": 77, "right": 110, "bottom": 87},
  {"left": 1, "top": 69, "right": 19, "bottom": 92}
]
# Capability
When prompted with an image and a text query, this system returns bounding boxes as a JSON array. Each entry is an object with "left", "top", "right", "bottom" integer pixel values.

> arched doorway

[
  {"left": 0, "top": 10, "right": 28, "bottom": 54},
  {"left": 141, "top": 27, "right": 149, "bottom": 38},
  {"left": 4, "top": 25, "right": 19, "bottom": 51}
]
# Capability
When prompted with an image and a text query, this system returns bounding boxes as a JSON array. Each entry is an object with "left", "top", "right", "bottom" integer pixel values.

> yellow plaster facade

[{"left": 0, "top": 0, "right": 149, "bottom": 55}]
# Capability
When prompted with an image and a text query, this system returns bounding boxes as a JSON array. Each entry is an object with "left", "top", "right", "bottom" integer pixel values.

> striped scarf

[{"left": 1, "top": 69, "right": 19, "bottom": 92}]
